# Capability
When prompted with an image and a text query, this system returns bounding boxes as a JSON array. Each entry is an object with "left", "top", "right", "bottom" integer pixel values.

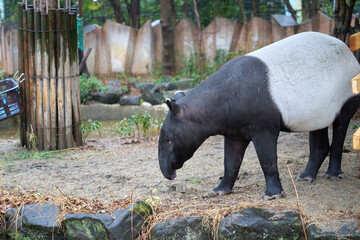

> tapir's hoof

[
  {"left": 204, "top": 190, "right": 232, "bottom": 198},
  {"left": 263, "top": 191, "right": 286, "bottom": 201},
  {"left": 295, "top": 174, "right": 315, "bottom": 183},
  {"left": 325, "top": 173, "right": 345, "bottom": 181},
  {"left": 213, "top": 190, "right": 232, "bottom": 196}
]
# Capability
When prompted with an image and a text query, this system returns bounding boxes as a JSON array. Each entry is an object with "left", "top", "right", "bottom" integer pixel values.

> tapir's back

[{"left": 248, "top": 32, "right": 360, "bottom": 131}]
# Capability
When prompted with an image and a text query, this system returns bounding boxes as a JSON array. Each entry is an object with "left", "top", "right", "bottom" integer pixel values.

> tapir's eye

[{"left": 168, "top": 140, "right": 172, "bottom": 147}]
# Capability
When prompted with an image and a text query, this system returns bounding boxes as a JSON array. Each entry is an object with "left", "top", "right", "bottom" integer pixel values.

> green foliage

[
  {"left": 79, "top": 74, "right": 106, "bottom": 103},
  {"left": 145, "top": 189, "right": 161, "bottom": 206},
  {"left": 113, "top": 112, "right": 162, "bottom": 141},
  {"left": 82, "top": 119, "right": 102, "bottom": 138},
  {"left": 4, "top": 150, "right": 65, "bottom": 162},
  {"left": 188, "top": 179, "right": 202, "bottom": 184},
  {"left": 319, "top": 0, "right": 334, "bottom": 18},
  {"left": 176, "top": 49, "right": 244, "bottom": 86}
]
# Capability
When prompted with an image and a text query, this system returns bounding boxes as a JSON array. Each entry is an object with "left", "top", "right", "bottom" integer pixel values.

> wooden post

[
  {"left": 63, "top": 10, "right": 74, "bottom": 148},
  {"left": 41, "top": 13, "right": 51, "bottom": 150},
  {"left": 56, "top": 10, "right": 66, "bottom": 149},
  {"left": 27, "top": 8, "right": 37, "bottom": 148},
  {"left": 23, "top": 9, "right": 30, "bottom": 149},
  {"left": 34, "top": 10, "right": 44, "bottom": 150},
  {"left": 49, "top": 10, "right": 57, "bottom": 149},
  {"left": 17, "top": 3, "right": 26, "bottom": 146},
  {"left": 69, "top": 12, "right": 82, "bottom": 146},
  {"left": 18, "top": 7, "right": 82, "bottom": 150}
]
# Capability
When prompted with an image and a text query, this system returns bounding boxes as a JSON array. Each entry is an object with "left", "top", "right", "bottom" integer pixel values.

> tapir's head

[{"left": 158, "top": 92, "right": 206, "bottom": 180}]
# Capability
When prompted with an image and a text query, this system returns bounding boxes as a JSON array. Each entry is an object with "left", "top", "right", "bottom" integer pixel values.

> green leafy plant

[
  {"left": 82, "top": 119, "right": 102, "bottom": 139},
  {"left": 188, "top": 179, "right": 202, "bottom": 184},
  {"left": 79, "top": 74, "right": 106, "bottom": 103},
  {"left": 113, "top": 112, "right": 162, "bottom": 141},
  {"left": 145, "top": 189, "right": 161, "bottom": 206}
]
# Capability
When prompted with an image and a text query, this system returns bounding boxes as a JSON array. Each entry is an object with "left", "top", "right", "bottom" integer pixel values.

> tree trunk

[
  {"left": 302, "top": 0, "right": 310, "bottom": 21},
  {"left": 238, "top": 0, "right": 246, "bottom": 23},
  {"left": 310, "top": 0, "right": 318, "bottom": 18},
  {"left": 184, "top": 0, "right": 188, "bottom": 18},
  {"left": 109, "top": 0, "right": 126, "bottom": 24},
  {"left": 250, "top": 0, "right": 257, "bottom": 19},
  {"left": 160, "top": 0, "right": 176, "bottom": 75},
  {"left": 284, "top": 0, "right": 297, "bottom": 23},
  {"left": 170, "top": 0, "right": 178, "bottom": 25},
  {"left": 192, "top": 0, "right": 201, "bottom": 63},
  {"left": 334, "top": 0, "right": 356, "bottom": 45},
  {"left": 128, "top": 0, "right": 140, "bottom": 29}
]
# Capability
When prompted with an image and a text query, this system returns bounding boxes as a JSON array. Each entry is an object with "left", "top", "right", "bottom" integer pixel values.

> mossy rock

[
  {"left": 307, "top": 222, "right": 360, "bottom": 240},
  {"left": 218, "top": 208, "right": 304, "bottom": 240},
  {"left": 150, "top": 216, "right": 212, "bottom": 240},
  {"left": 63, "top": 201, "right": 152, "bottom": 240},
  {"left": 63, "top": 216, "right": 109, "bottom": 240}
]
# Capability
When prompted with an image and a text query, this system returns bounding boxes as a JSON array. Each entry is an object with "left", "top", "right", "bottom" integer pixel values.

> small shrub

[
  {"left": 113, "top": 112, "right": 162, "bottom": 141},
  {"left": 79, "top": 74, "right": 106, "bottom": 103},
  {"left": 82, "top": 119, "right": 102, "bottom": 139}
]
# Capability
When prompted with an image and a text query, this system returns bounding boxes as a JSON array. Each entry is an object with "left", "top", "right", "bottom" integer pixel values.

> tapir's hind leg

[
  {"left": 296, "top": 127, "right": 330, "bottom": 183},
  {"left": 252, "top": 131, "right": 284, "bottom": 200},
  {"left": 213, "top": 137, "right": 249, "bottom": 196},
  {"left": 326, "top": 95, "right": 360, "bottom": 180}
]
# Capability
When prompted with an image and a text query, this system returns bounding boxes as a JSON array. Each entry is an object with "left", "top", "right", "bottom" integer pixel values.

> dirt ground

[{"left": 1, "top": 120, "right": 360, "bottom": 232}]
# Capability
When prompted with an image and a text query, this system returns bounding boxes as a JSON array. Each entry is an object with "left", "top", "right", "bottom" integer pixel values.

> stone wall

[{"left": 0, "top": 13, "right": 340, "bottom": 75}]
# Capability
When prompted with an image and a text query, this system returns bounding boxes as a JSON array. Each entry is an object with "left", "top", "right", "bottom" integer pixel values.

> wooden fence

[{"left": 18, "top": 4, "right": 82, "bottom": 150}]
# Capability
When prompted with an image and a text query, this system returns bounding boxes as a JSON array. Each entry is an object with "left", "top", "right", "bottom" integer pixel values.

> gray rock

[
  {"left": 91, "top": 86, "right": 124, "bottom": 104},
  {"left": 150, "top": 216, "right": 212, "bottom": 240},
  {"left": 108, "top": 80, "right": 122, "bottom": 86},
  {"left": 163, "top": 75, "right": 172, "bottom": 83},
  {"left": 139, "top": 83, "right": 164, "bottom": 105},
  {"left": 177, "top": 78, "right": 195, "bottom": 90},
  {"left": 218, "top": 208, "right": 303, "bottom": 240},
  {"left": 5, "top": 202, "right": 62, "bottom": 239},
  {"left": 307, "top": 222, "right": 360, "bottom": 240},
  {"left": 119, "top": 95, "right": 141, "bottom": 106},
  {"left": 160, "top": 82, "right": 177, "bottom": 91},
  {"left": 63, "top": 201, "right": 152, "bottom": 240}
]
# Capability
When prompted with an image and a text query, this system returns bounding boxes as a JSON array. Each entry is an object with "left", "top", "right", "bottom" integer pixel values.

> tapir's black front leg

[
  {"left": 252, "top": 130, "right": 284, "bottom": 200},
  {"left": 327, "top": 95, "right": 360, "bottom": 180},
  {"left": 213, "top": 136, "right": 249, "bottom": 196},
  {"left": 296, "top": 127, "right": 330, "bottom": 183}
]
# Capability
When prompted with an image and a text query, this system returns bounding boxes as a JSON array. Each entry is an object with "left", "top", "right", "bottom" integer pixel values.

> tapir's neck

[{"left": 180, "top": 82, "right": 225, "bottom": 138}]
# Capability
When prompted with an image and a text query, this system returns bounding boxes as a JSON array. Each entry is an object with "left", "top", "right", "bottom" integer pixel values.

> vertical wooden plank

[
  {"left": 56, "top": 10, "right": 66, "bottom": 149},
  {"left": 27, "top": 8, "right": 37, "bottom": 149},
  {"left": 18, "top": 3, "right": 26, "bottom": 146},
  {"left": 69, "top": 12, "right": 82, "bottom": 146},
  {"left": 63, "top": 10, "right": 74, "bottom": 148},
  {"left": 49, "top": 10, "right": 57, "bottom": 150},
  {"left": 34, "top": 10, "right": 43, "bottom": 150},
  {"left": 23, "top": 9, "right": 30, "bottom": 149},
  {"left": 41, "top": 13, "right": 50, "bottom": 150}
]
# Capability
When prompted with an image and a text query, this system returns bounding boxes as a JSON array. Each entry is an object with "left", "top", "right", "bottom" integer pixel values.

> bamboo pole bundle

[
  {"left": 18, "top": 5, "right": 82, "bottom": 150},
  {"left": 69, "top": 12, "right": 82, "bottom": 146},
  {"left": 56, "top": 10, "right": 65, "bottom": 149},
  {"left": 34, "top": 9, "right": 43, "bottom": 150},
  {"left": 48, "top": 9, "right": 57, "bottom": 149},
  {"left": 17, "top": 3, "right": 26, "bottom": 146},
  {"left": 23, "top": 9, "right": 30, "bottom": 149},
  {"left": 41, "top": 13, "right": 51, "bottom": 150},
  {"left": 63, "top": 9, "right": 74, "bottom": 148},
  {"left": 27, "top": 8, "right": 37, "bottom": 146}
]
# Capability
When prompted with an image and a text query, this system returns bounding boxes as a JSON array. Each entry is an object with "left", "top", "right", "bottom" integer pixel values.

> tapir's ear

[
  {"left": 165, "top": 98, "right": 181, "bottom": 116},
  {"left": 174, "top": 91, "right": 185, "bottom": 101}
]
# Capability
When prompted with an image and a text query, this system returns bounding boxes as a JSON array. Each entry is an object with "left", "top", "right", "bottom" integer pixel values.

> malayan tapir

[{"left": 158, "top": 32, "right": 360, "bottom": 200}]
